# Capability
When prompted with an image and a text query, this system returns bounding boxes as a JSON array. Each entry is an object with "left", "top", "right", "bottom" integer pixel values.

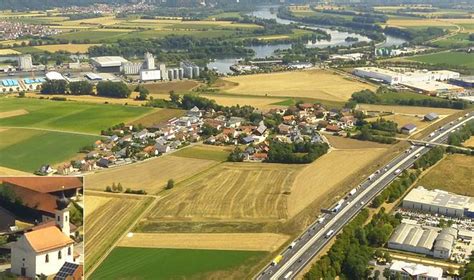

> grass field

[
  {"left": 148, "top": 162, "right": 301, "bottom": 221},
  {"left": 418, "top": 154, "right": 474, "bottom": 196},
  {"left": 84, "top": 192, "right": 154, "bottom": 272},
  {"left": 33, "top": 43, "right": 98, "bottom": 53},
  {"left": 0, "top": 98, "right": 152, "bottom": 134},
  {"left": 464, "top": 136, "right": 474, "bottom": 148},
  {"left": 365, "top": 114, "right": 433, "bottom": 132},
  {"left": 118, "top": 232, "right": 289, "bottom": 252},
  {"left": 219, "top": 70, "right": 376, "bottom": 101},
  {"left": 86, "top": 155, "right": 218, "bottom": 193},
  {"left": 0, "top": 128, "right": 100, "bottom": 172},
  {"left": 404, "top": 51, "right": 474, "bottom": 69},
  {"left": 171, "top": 145, "right": 231, "bottom": 162},
  {"left": 90, "top": 247, "right": 265, "bottom": 280}
]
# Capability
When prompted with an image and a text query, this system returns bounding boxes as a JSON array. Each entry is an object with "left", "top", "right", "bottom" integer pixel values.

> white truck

[
  {"left": 325, "top": 229, "right": 335, "bottom": 238},
  {"left": 317, "top": 217, "right": 325, "bottom": 224},
  {"left": 349, "top": 188, "right": 357, "bottom": 196},
  {"left": 394, "top": 169, "right": 402, "bottom": 175},
  {"left": 289, "top": 241, "right": 297, "bottom": 249},
  {"left": 415, "top": 153, "right": 421, "bottom": 158},
  {"left": 368, "top": 174, "right": 375, "bottom": 181}
]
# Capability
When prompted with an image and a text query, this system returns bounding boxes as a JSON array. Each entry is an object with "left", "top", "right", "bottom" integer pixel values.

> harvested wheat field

[
  {"left": 129, "top": 108, "right": 185, "bottom": 127},
  {"left": 0, "top": 49, "right": 21, "bottom": 55},
  {"left": 118, "top": 233, "right": 289, "bottom": 252},
  {"left": 149, "top": 163, "right": 302, "bottom": 221},
  {"left": 418, "top": 154, "right": 474, "bottom": 197},
  {"left": 35, "top": 43, "right": 98, "bottom": 53},
  {"left": 357, "top": 104, "right": 459, "bottom": 116},
  {"left": 386, "top": 18, "right": 456, "bottom": 28},
  {"left": 325, "top": 135, "right": 390, "bottom": 149},
  {"left": 463, "top": 136, "right": 474, "bottom": 148},
  {"left": 201, "top": 94, "right": 285, "bottom": 110},
  {"left": 84, "top": 192, "right": 153, "bottom": 272},
  {"left": 0, "top": 109, "right": 28, "bottom": 119},
  {"left": 220, "top": 70, "right": 375, "bottom": 101},
  {"left": 142, "top": 80, "right": 200, "bottom": 95},
  {"left": 86, "top": 155, "right": 218, "bottom": 193},
  {"left": 84, "top": 194, "right": 112, "bottom": 216},
  {"left": 288, "top": 147, "right": 388, "bottom": 217}
]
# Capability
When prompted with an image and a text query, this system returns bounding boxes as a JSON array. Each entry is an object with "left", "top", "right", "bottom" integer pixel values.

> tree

[
  {"left": 96, "top": 81, "right": 131, "bottom": 98},
  {"left": 40, "top": 80, "right": 67, "bottom": 95},
  {"left": 228, "top": 147, "right": 244, "bottom": 162},
  {"left": 69, "top": 81, "right": 93, "bottom": 95},
  {"left": 117, "top": 183, "right": 123, "bottom": 192},
  {"left": 136, "top": 86, "right": 149, "bottom": 100},
  {"left": 105, "top": 186, "right": 112, "bottom": 192},
  {"left": 383, "top": 268, "right": 391, "bottom": 279},
  {"left": 374, "top": 270, "right": 381, "bottom": 280},
  {"left": 166, "top": 179, "right": 174, "bottom": 190},
  {"left": 169, "top": 90, "right": 180, "bottom": 105}
]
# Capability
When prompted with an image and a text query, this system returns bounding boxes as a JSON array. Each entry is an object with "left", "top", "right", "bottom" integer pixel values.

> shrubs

[
  {"left": 228, "top": 147, "right": 245, "bottom": 162},
  {"left": 105, "top": 182, "right": 147, "bottom": 195}
]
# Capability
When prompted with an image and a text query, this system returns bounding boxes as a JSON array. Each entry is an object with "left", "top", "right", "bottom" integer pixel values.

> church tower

[{"left": 55, "top": 191, "right": 70, "bottom": 236}]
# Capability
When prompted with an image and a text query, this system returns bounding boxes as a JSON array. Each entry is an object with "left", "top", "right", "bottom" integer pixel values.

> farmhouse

[{"left": 424, "top": 113, "right": 439, "bottom": 122}]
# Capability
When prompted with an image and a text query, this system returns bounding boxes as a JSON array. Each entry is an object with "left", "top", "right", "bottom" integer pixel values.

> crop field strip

[
  {"left": 84, "top": 193, "right": 154, "bottom": 272},
  {"left": 149, "top": 163, "right": 301, "bottom": 221}
]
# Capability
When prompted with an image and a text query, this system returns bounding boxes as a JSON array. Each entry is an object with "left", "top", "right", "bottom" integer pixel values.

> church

[{"left": 10, "top": 192, "right": 76, "bottom": 278}]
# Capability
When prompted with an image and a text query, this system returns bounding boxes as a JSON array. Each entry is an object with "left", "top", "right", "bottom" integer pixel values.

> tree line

[
  {"left": 266, "top": 141, "right": 329, "bottom": 164},
  {"left": 41, "top": 80, "right": 130, "bottom": 98}
]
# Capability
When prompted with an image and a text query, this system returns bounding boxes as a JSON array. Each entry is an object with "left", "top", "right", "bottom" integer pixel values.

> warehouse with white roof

[
  {"left": 90, "top": 56, "right": 128, "bottom": 72},
  {"left": 402, "top": 186, "right": 474, "bottom": 218}
]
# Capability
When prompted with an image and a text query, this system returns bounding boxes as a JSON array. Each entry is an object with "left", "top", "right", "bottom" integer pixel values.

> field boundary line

[{"left": 85, "top": 195, "right": 159, "bottom": 277}]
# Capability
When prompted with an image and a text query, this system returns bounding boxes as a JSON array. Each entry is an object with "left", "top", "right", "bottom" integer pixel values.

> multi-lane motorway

[{"left": 257, "top": 112, "right": 474, "bottom": 280}]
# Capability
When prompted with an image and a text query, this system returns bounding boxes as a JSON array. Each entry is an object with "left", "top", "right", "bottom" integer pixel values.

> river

[{"left": 207, "top": 5, "right": 406, "bottom": 73}]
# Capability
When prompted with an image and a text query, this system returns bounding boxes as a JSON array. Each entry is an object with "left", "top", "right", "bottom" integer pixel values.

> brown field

[
  {"left": 84, "top": 195, "right": 112, "bottom": 217},
  {"left": 34, "top": 43, "right": 98, "bottom": 53},
  {"left": 463, "top": 136, "right": 474, "bottom": 148},
  {"left": 366, "top": 114, "right": 433, "bottom": 132},
  {"left": 220, "top": 70, "right": 376, "bottom": 101},
  {"left": 0, "top": 166, "right": 31, "bottom": 176},
  {"left": 200, "top": 94, "right": 285, "bottom": 110},
  {"left": 118, "top": 232, "right": 289, "bottom": 252},
  {"left": 148, "top": 162, "right": 302, "bottom": 221},
  {"left": 0, "top": 49, "right": 21, "bottom": 55},
  {"left": 288, "top": 147, "right": 388, "bottom": 217},
  {"left": 0, "top": 109, "right": 28, "bottom": 119},
  {"left": 418, "top": 154, "right": 474, "bottom": 197},
  {"left": 386, "top": 18, "right": 456, "bottom": 28},
  {"left": 357, "top": 104, "right": 459, "bottom": 116},
  {"left": 140, "top": 80, "right": 200, "bottom": 95},
  {"left": 84, "top": 192, "right": 153, "bottom": 272},
  {"left": 86, "top": 155, "right": 218, "bottom": 194},
  {"left": 129, "top": 108, "right": 185, "bottom": 127},
  {"left": 325, "top": 135, "right": 391, "bottom": 149}
]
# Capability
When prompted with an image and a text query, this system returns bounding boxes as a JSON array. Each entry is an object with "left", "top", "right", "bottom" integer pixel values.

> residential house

[
  {"left": 155, "top": 143, "right": 171, "bottom": 153},
  {"left": 187, "top": 106, "right": 202, "bottom": 117},
  {"left": 325, "top": 124, "right": 341, "bottom": 132},
  {"left": 96, "top": 158, "right": 110, "bottom": 168},
  {"left": 278, "top": 123, "right": 292, "bottom": 135}
]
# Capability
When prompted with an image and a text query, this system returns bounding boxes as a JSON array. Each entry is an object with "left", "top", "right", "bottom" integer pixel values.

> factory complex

[{"left": 353, "top": 67, "right": 465, "bottom": 95}]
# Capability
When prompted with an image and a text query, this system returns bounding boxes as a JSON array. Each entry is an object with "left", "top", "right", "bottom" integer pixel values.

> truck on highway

[
  {"left": 394, "top": 169, "right": 402, "bottom": 175},
  {"left": 325, "top": 229, "right": 335, "bottom": 238},
  {"left": 317, "top": 217, "right": 325, "bottom": 224},
  {"left": 284, "top": 271, "right": 294, "bottom": 279},
  {"left": 272, "top": 255, "right": 283, "bottom": 266},
  {"left": 332, "top": 199, "right": 345, "bottom": 213},
  {"left": 289, "top": 241, "right": 297, "bottom": 249},
  {"left": 429, "top": 132, "right": 435, "bottom": 137},
  {"left": 368, "top": 174, "right": 375, "bottom": 181},
  {"left": 415, "top": 153, "right": 421, "bottom": 158},
  {"left": 349, "top": 188, "right": 357, "bottom": 196}
]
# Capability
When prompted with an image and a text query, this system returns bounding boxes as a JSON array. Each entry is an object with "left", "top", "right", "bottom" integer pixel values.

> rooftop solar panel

[{"left": 54, "top": 262, "right": 79, "bottom": 280}]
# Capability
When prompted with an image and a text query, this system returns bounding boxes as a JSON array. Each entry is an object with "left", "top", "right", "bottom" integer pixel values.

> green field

[
  {"left": 0, "top": 128, "right": 100, "bottom": 172},
  {"left": 172, "top": 145, "right": 230, "bottom": 161},
  {"left": 433, "top": 33, "right": 474, "bottom": 48},
  {"left": 54, "top": 30, "right": 132, "bottom": 43},
  {"left": 0, "top": 98, "right": 152, "bottom": 134},
  {"left": 405, "top": 51, "right": 474, "bottom": 69},
  {"left": 90, "top": 247, "right": 265, "bottom": 280}
]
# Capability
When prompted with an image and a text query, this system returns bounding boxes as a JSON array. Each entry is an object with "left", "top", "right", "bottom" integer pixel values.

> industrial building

[
  {"left": 122, "top": 61, "right": 143, "bottom": 75},
  {"left": 388, "top": 222, "right": 457, "bottom": 259},
  {"left": 402, "top": 187, "right": 474, "bottom": 218},
  {"left": 424, "top": 113, "right": 439, "bottom": 122},
  {"left": 159, "top": 63, "right": 167, "bottom": 80},
  {"left": 450, "top": 76, "right": 474, "bottom": 88},
  {"left": 140, "top": 69, "right": 161, "bottom": 81},
  {"left": 18, "top": 54, "right": 33, "bottom": 71},
  {"left": 401, "top": 80, "right": 464, "bottom": 95},
  {"left": 389, "top": 261, "right": 444, "bottom": 280},
  {"left": 180, "top": 61, "right": 200, "bottom": 79},
  {"left": 90, "top": 56, "right": 128, "bottom": 72},
  {"left": 353, "top": 67, "right": 460, "bottom": 86},
  {"left": 45, "top": 71, "right": 65, "bottom": 81},
  {"left": 144, "top": 52, "right": 155, "bottom": 70},
  {"left": 400, "top": 123, "right": 417, "bottom": 135},
  {"left": 168, "top": 67, "right": 184, "bottom": 81}
]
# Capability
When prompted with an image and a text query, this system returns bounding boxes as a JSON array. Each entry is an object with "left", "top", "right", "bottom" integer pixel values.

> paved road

[{"left": 257, "top": 112, "right": 473, "bottom": 280}]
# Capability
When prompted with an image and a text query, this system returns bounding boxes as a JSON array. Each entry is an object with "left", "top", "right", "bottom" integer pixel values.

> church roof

[
  {"left": 1, "top": 177, "right": 82, "bottom": 193},
  {"left": 24, "top": 226, "right": 73, "bottom": 253}
]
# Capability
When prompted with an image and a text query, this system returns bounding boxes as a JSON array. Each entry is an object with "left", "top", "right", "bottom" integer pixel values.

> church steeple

[{"left": 55, "top": 188, "right": 70, "bottom": 236}]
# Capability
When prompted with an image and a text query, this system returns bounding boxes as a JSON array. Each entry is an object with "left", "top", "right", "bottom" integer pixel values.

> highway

[{"left": 257, "top": 112, "right": 474, "bottom": 280}]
